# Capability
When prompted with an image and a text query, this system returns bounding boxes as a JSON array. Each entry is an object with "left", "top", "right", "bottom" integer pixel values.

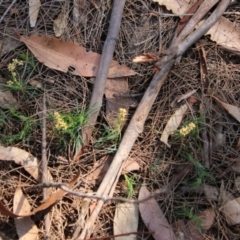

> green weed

[
  {"left": 95, "top": 108, "right": 127, "bottom": 149},
  {"left": 51, "top": 109, "right": 89, "bottom": 152},
  {"left": 0, "top": 108, "right": 36, "bottom": 145},
  {"left": 6, "top": 53, "right": 39, "bottom": 95},
  {"left": 185, "top": 153, "right": 210, "bottom": 189},
  {"left": 124, "top": 174, "right": 137, "bottom": 198},
  {"left": 175, "top": 207, "right": 203, "bottom": 231}
]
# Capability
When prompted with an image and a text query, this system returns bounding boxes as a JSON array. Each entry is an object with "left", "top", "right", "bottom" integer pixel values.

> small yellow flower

[
  {"left": 179, "top": 122, "right": 196, "bottom": 136},
  {"left": 118, "top": 108, "right": 127, "bottom": 123},
  {"left": 7, "top": 80, "right": 13, "bottom": 86},
  {"left": 54, "top": 112, "right": 68, "bottom": 130}
]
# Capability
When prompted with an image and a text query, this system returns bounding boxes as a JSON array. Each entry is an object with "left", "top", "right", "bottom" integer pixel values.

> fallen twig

[
  {"left": 25, "top": 164, "right": 191, "bottom": 204},
  {"left": 74, "top": 0, "right": 126, "bottom": 160},
  {"left": 41, "top": 92, "right": 51, "bottom": 238},
  {"left": 77, "top": 1, "right": 230, "bottom": 239}
]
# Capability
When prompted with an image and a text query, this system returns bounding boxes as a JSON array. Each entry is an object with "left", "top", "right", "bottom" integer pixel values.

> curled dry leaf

[
  {"left": 29, "top": 0, "right": 41, "bottom": 27},
  {"left": 152, "top": 0, "right": 189, "bottom": 16},
  {"left": 133, "top": 53, "right": 160, "bottom": 63},
  {"left": 173, "top": 208, "right": 215, "bottom": 240},
  {"left": 139, "top": 186, "right": 176, "bottom": 240},
  {"left": 114, "top": 203, "right": 139, "bottom": 240},
  {"left": 221, "top": 197, "right": 240, "bottom": 225},
  {"left": 210, "top": 95, "right": 240, "bottom": 123},
  {"left": 53, "top": 2, "right": 69, "bottom": 37},
  {"left": 14, "top": 187, "right": 39, "bottom": 239},
  {"left": 31, "top": 170, "right": 81, "bottom": 215},
  {"left": 19, "top": 35, "right": 136, "bottom": 78},
  {"left": 0, "top": 171, "right": 81, "bottom": 218},
  {"left": 160, "top": 104, "right": 188, "bottom": 147},
  {"left": 0, "top": 146, "right": 39, "bottom": 181}
]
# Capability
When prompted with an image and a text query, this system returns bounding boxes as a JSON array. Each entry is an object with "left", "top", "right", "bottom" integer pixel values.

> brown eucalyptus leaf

[
  {"left": 139, "top": 186, "right": 176, "bottom": 240},
  {"left": 211, "top": 96, "right": 240, "bottom": 123},
  {"left": 114, "top": 203, "right": 139, "bottom": 240},
  {"left": 0, "top": 146, "right": 40, "bottom": 181},
  {"left": 152, "top": 0, "right": 189, "bottom": 15},
  {"left": 20, "top": 35, "right": 136, "bottom": 78},
  {"left": 14, "top": 187, "right": 39, "bottom": 239},
  {"left": 0, "top": 200, "right": 22, "bottom": 218},
  {"left": 0, "top": 171, "right": 80, "bottom": 218}
]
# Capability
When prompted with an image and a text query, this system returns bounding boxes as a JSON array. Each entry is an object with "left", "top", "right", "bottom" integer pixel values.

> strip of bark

[
  {"left": 74, "top": 0, "right": 126, "bottom": 160},
  {"left": 41, "top": 92, "right": 51, "bottom": 238},
  {"left": 78, "top": 0, "right": 230, "bottom": 238}
]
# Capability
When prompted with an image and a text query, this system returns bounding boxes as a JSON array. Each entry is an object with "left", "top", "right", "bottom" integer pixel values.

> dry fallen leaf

[
  {"left": 0, "top": 171, "right": 80, "bottom": 218},
  {"left": 152, "top": 0, "right": 189, "bottom": 17},
  {"left": 0, "top": 200, "right": 22, "bottom": 218},
  {"left": 160, "top": 104, "right": 189, "bottom": 147},
  {"left": 221, "top": 197, "right": 240, "bottom": 225},
  {"left": 114, "top": 203, "right": 139, "bottom": 240},
  {"left": 153, "top": 0, "right": 240, "bottom": 54},
  {"left": 139, "top": 186, "right": 176, "bottom": 240},
  {"left": 19, "top": 35, "right": 136, "bottom": 78},
  {"left": 29, "top": 0, "right": 41, "bottom": 27},
  {"left": 53, "top": 2, "right": 69, "bottom": 37},
  {"left": 210, "top": 95, "right": 240, "bottom": 123},
  {"left": 133, "top": 53, "right": 160, "bottom": 63},
  {"left": 0, "top": 146, "right": 40, "bottom": 181},
  {"left": 14, "top": 187, "right": 39, "bottom": 239}
]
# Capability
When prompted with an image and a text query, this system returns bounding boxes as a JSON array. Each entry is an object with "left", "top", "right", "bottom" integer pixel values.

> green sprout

[
  {"left": 96, "top": 108, "right": 127, "bottom": 148},
  {"left": 52, "top": 109, "right": 89, "bottom": 151},
  {"left": 175, "top": 207, "right": 203, "bottom": 231},
  {"left": 0, "top": 108, "right": 36, "bottom": 145},
  {"left": 124, "top": 174, "right": 137, "bottom": 198}
]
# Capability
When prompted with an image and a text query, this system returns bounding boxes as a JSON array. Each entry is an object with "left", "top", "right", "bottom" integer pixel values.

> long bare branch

[{"left": 74, "top": 0, "right": 126, "bottom": 160}]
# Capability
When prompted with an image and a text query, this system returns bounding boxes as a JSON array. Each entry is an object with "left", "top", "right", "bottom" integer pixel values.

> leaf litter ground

[{"left": 0, "top": 1, "right": 240, "bottom": 239}]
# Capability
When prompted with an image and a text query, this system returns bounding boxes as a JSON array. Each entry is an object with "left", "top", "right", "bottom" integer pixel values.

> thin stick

[
  {"left": 0, "top": 0, "right": 17, "bottom": 23},
  {"left": 42, "top": 92, "right": 51, "bottom": 238},
  {"left": 74, "top": 0, "right": 126, "bottom": 160},
  {"left": 78, "top": 0, "right": 230, "bottom": 239}
]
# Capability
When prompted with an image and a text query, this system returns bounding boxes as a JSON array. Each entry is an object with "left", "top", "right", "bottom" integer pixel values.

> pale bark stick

[{"left": 78, "top": 1, "right": 230, "bottom": 239}]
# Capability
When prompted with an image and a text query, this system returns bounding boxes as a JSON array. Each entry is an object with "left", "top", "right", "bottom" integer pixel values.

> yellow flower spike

[
  {"left": 118, "top": 108, "right": 127, "bottom": 123},
  {"left": 54, "top": 112, "right": 68, "bottom": 130},
  {"left": 179, "top": 122, "right": 196, "bottom": 137}
]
